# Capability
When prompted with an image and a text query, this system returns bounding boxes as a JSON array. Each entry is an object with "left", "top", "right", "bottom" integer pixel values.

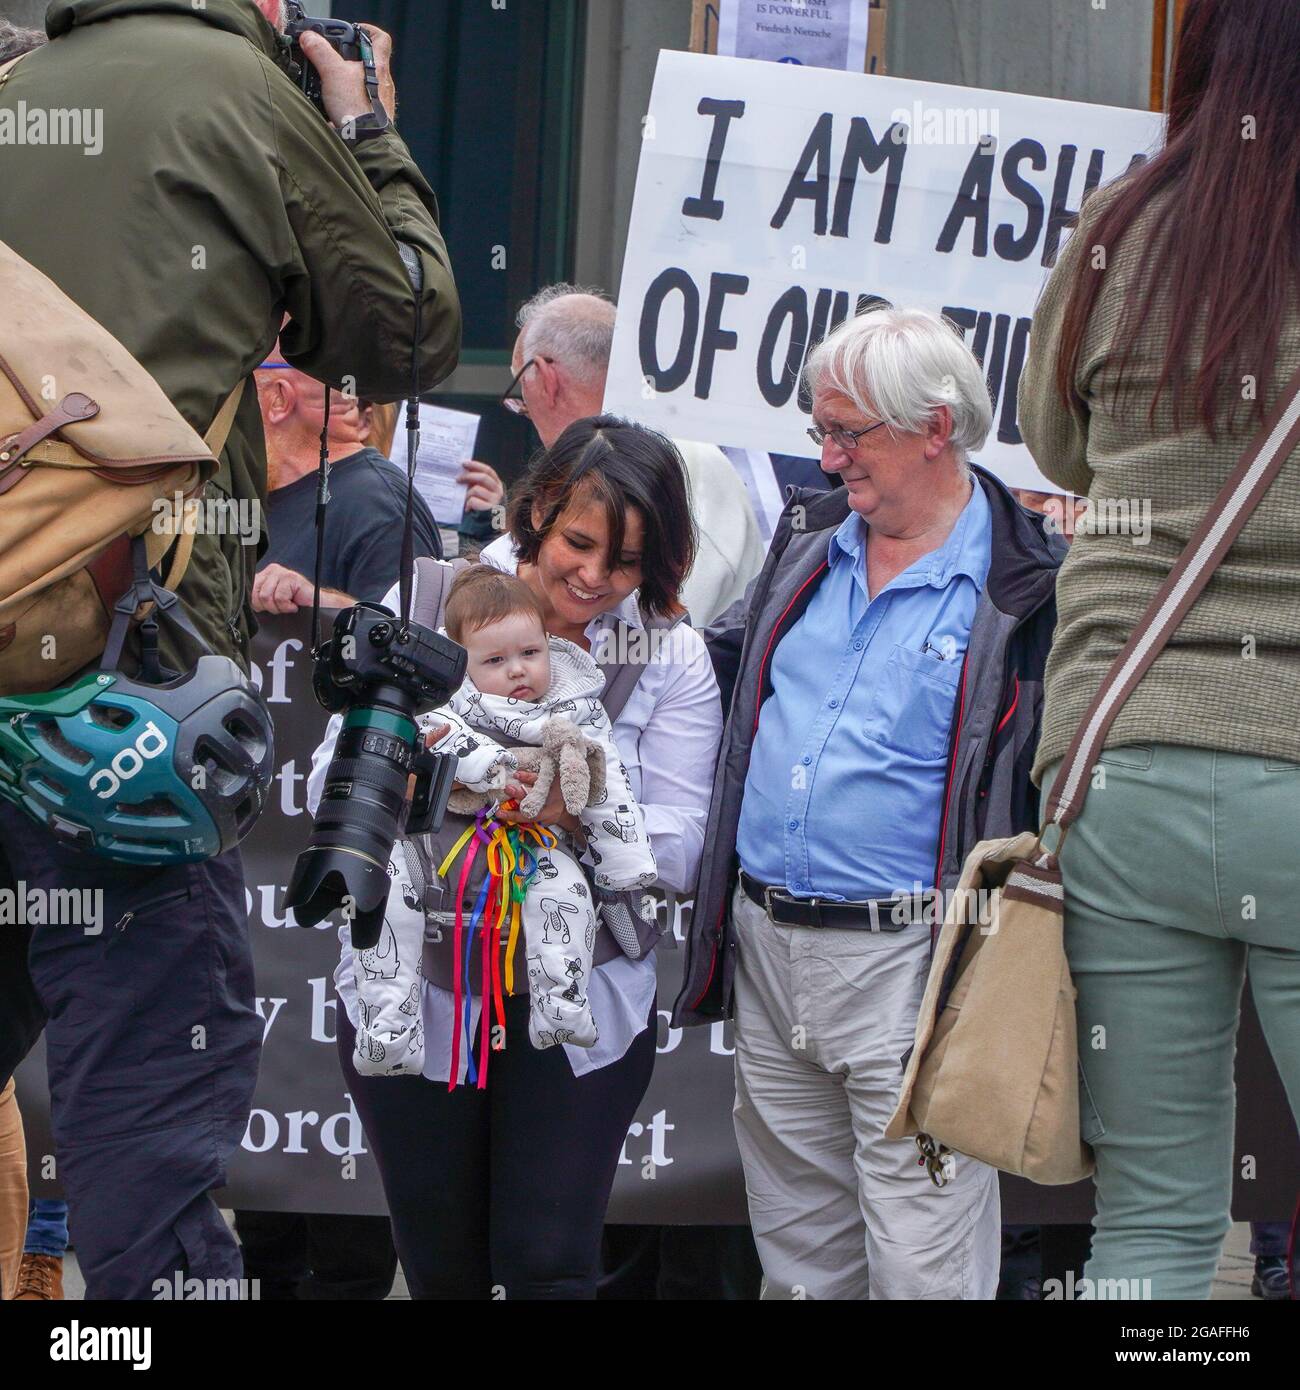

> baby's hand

[{"left": 421, "top": 723, "right": 452, "bottom": 749}]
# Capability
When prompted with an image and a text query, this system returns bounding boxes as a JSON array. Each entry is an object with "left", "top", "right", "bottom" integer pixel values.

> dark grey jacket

[{"left": 671, "top": 466, "right": 1064, "bottom": 1027}]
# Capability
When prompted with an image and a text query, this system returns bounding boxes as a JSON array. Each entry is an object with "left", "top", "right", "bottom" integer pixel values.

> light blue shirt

[{"left": 736, "top": 481, "right": 992, "bottom": 900}]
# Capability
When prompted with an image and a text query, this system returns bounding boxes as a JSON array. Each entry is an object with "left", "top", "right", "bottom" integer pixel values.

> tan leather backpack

[{"left": 0, "top": 229, "right": 243, "bottom": 695}]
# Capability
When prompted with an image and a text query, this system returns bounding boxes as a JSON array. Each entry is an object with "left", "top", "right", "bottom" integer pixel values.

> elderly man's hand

[
  {"left": 299, "top": 24, "right": 397, "bottom": 129},
  {"left": 457, "top": 460, "right": 504, "bottom": 514},
  {"left": 252, "top": 564, "right": 352, "bottom": 615}
]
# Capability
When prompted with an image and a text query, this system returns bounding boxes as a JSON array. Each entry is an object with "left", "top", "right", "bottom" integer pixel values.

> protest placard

[{"left": 605, "top": 53, "right": 1163, "bottom": 490}]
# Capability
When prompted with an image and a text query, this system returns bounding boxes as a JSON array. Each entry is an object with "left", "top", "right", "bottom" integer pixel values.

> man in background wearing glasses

[
  {"left": 673, "top": 306, "right": 1065, "bottom": 1300},
  {"left": 500, "top": 284, "right": 766, "bottom": 628}
]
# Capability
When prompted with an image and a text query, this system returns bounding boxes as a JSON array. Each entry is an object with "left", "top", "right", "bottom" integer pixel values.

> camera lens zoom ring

[
  {"left": 323, "top": 753, "right": 413, "bottom": 785},
  {"left": 312, "top": 795, "right": 410, "bottom": 842}
]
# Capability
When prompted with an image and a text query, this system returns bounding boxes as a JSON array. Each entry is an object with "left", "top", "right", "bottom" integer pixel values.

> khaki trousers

[
  {"left": 0, "top": 1078, "right": 28, "bottom": 1300},
  {"left": 730, "top": 884, "right": 1000, "bottom": 1300}
]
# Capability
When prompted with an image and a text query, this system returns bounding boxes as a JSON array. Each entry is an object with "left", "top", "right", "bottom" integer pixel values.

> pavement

[{"left": 45, "top": 1218, "right": 1272, "bottom": 1300}]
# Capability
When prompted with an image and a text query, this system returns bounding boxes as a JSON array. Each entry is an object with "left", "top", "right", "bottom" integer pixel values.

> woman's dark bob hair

[{"left": 508, "top": 415, "right": 696, "bottom": 619}]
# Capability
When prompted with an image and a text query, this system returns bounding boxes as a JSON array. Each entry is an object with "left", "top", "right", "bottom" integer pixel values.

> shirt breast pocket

[{"left": 862, "top": 643, "right": 962, "bottom": 763}]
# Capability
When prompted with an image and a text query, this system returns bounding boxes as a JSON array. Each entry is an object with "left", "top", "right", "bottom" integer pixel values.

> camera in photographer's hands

[{"left": 280, "top": 2, "right": 395, "bottom": 141}]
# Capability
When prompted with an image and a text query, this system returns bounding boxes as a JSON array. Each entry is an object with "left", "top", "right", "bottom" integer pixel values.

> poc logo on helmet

[{"left": 88, "top": 721, "right": 169, "bottom": 800}]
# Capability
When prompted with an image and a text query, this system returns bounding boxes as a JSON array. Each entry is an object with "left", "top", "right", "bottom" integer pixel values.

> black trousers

[{"left": 339, "top": 992, "right": 656, "bottom": 1300}]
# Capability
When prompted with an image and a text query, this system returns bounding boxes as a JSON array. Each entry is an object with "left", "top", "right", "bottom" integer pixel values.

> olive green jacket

[{"left": 0, "top": 0, "right": 461, "bottom": 671}]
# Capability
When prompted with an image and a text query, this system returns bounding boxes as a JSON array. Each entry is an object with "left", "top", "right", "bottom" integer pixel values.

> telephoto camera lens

[
  {"left": 291, "top": 687, "right": 416, "bottom": 949},
  {"left": 283, "top": 605, "right": 465, "bottom": 949}
]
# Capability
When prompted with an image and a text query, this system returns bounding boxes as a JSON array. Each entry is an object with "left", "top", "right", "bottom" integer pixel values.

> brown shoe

[{"left": 13, "top": 1252, "right": 64, "bottom": 1300}]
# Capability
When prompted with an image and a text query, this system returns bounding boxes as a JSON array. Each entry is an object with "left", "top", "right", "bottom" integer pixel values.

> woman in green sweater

[{"left": 1019, "top": 0, "right": 1300, "bottom": 1299}]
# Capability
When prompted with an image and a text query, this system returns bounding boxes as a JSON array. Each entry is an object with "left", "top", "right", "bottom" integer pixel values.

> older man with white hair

[
  {"left": 674, "top": 307, "right": 1065, "bottom": 1299},
  {"left": 499, "top": 284, "right": 766, "bottom": 626}
]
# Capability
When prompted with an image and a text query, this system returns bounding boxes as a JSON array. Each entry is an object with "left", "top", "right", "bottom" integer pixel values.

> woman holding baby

[{"left": 315, "top": 416, "right": 724, "bottom": 1299}]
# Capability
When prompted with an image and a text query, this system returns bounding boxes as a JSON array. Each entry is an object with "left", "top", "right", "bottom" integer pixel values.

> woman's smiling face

[{"left": 529, "top": 495, "right": 645, "bottom": 631}]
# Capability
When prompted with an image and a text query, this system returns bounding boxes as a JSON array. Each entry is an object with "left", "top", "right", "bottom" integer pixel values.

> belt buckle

[
  {"left": 761, "top": 882, "right": 778, "bottom": 919},
  {"left": 762, "top": 884, "right": 822, "bottom": 928}
]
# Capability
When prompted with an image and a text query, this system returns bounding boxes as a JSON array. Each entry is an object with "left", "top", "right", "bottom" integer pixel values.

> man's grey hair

[
  {"left": 0, "top": 19, "right": 47, "bottom": 63},
  {"left": 804, "top": 306, "right": 993, "bottom": 467},
  {"left": 515, "top": 283, "right": 616, "bottom": 386}
]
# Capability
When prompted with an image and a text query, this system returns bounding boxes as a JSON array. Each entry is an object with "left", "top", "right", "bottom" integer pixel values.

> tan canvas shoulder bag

[
  {"left": 886, "top": 364, "right": 1300, "bottom": 1185},
  {"left": 0, "top": 44, "right": 245, "bottom": 694}
]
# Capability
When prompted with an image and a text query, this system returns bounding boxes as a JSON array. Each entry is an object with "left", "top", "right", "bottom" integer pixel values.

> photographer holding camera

[{"left": 0, "top": 0, "right": 459, "bottom": 1299}]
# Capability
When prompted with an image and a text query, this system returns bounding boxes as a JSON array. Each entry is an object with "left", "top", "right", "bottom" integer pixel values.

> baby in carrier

[{"left": 348, "top": 565, "right": 657, "bottom": 1080}]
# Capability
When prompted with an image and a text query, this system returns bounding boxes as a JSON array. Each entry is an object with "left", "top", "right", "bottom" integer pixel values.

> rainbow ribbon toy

[{"left": 436, "top": 805, "right": 556, "bottom": 1090}]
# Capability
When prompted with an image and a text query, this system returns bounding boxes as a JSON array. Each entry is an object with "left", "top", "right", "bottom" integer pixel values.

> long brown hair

[{"left": 1056, "top": 0, "right": 1300, "bottom": 439}]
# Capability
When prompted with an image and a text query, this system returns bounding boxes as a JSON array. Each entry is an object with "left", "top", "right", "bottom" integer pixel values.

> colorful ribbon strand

[{"left": 435, "top": 807, "right": 556, "bottom": 1090}]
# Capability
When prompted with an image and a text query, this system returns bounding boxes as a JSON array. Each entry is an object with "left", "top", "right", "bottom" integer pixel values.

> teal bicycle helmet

[{"left": 0, "top": 539, "right": 274, "bottom": 864}]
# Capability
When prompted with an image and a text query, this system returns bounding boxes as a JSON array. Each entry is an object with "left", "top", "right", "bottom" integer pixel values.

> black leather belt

[{"left": 738, "top": 870, "right": 908, "bottom": 932}]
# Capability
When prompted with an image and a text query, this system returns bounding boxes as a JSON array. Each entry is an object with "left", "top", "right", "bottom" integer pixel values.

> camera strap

[
  {"left": 308, "top": 240, "right": 438, "bottom": 654},
  {"left": 344, "top": 32, "right": 392, "bottom": 142},
  {"left": 397, "top": 241, "right": 440, "bottom": 635},
  {"left": 309, "top": 389, "right": 331, "bottom": 658}
]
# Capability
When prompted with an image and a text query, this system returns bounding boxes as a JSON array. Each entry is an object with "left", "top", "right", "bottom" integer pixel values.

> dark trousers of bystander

[{"left": 0, "top": 800, "right": 261, "bottom": 1300}]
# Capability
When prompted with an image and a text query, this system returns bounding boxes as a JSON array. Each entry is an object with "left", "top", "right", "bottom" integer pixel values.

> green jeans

[{"left": 1042, "top": 744, "right": 1300, "bottom": 1300}]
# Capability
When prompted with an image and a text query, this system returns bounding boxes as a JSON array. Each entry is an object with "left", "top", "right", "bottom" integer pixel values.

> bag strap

[
  {"left": 104, "top": 534, "right": 210, "bottom": 680},
  {"left": 411, "top": 554, "right": 471, "bottom": 629},
  {"left": 598, "top": 612, "right": 687, "bottom": 723},
  {"left": 204, "top": 378, "right": 246, "bottom": 458},
  {"left": 0, "top": 51, "right": 31, "bottom": 88},
  {"left": 1042, "top": 364, "right": 1300, "bottom": 851},
  {"left": 161, "top": 380, "right": 247, "bottom": 592}
]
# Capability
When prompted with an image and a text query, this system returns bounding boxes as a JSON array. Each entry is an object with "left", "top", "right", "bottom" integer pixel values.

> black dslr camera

[
  {"left": 280, "top": 2, "right": 390, "bottom": 139},
  {"left": 283, "top": 604, "right": 467, "bottom": 949}
]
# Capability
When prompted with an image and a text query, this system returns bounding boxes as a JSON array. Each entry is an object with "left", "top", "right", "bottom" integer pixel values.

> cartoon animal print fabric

[
  {"left": 357, "top": 916, "right": 400, "bottom": 980},
  {"left": 351, "top": 851, "right": 430, "bottom": 1077},
  {"left": 430, "top": 636, "right": 658, "bottom": 893},
  {"left": 357, "top": 838, "right": 602, "bottom": 1066},
  {"left": 522, "top": 850, "right": 599, "bottom": 1048},
  {"left": 416, "top": 704, "right": 517, "bottom": 794}
]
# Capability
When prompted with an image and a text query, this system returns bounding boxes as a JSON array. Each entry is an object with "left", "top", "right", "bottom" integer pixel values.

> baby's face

[{"left": 463, "top": 611, "right": 551, "bottom": 701}]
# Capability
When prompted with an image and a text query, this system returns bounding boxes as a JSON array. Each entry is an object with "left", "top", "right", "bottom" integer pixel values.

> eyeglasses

[
  {"left": 807, "top": 418, "right": 888, "bottom": 451},
  {"left": 501, "top": 357, "right": 551, "bottom": 417}
]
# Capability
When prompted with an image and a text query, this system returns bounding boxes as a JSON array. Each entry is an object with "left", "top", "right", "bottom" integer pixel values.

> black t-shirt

[{"left": 259, "top": 448, "right": 440, "bottom": 604}]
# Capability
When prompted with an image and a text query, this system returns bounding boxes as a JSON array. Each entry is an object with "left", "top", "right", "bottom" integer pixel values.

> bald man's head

[
  {"left": 514, "top": 286, "right": 615, "bottom": 387},
  {"left": 255, "top": 346, "right": 368, "bottom": 491},
  {"left": 509, "top": 285, "right": 615, "bottom": 447}
]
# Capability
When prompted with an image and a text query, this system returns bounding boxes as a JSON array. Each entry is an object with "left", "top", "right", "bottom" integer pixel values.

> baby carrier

[{"left": 401, "top": 557, "right": 684, "bottom": 994}]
